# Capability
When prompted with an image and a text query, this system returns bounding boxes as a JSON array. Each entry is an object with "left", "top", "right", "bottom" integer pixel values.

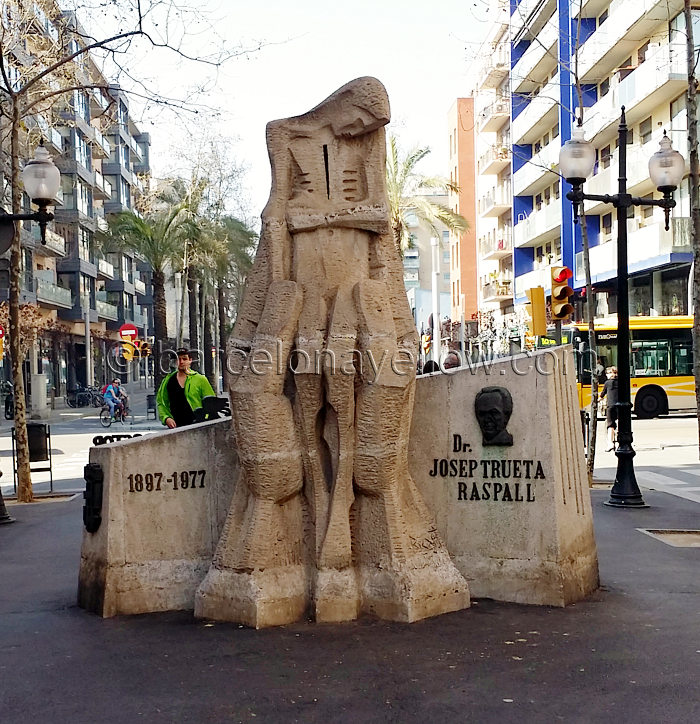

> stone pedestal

[{"left": 409, "top": 346, "right": 599, "bottom": 606}]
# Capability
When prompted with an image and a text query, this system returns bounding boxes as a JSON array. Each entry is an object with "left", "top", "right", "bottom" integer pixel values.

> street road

[
  {"left": 0, "top": 407, "right": 162, "bottom": 497},
  {"left": 2, "top": 410, "right": 700, "bottom": 503}
]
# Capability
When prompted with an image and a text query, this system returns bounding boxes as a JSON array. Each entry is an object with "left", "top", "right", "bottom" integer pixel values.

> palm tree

[
  {"left": 204, "top": 216, "right": 256, "bottom": 388},
  {"left": 385, "top": 134, "right": 468, "bottom": 254},
  {"left": 108, "top": 206, "right": 188, "bottom": 390}
]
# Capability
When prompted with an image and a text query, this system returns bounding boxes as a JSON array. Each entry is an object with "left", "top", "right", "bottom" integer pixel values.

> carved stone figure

[
  {"left": 475, "top": 386, "right": 514, "bottom": 446},
  {"left": 194, "top": 77, "right": 469, "bottom": 628}
]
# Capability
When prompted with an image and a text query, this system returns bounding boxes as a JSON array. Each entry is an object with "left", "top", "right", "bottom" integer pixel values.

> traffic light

[
  {"left": 0, "top": 338, "right": 4, "bottom": 361},
  {"left": 422, "top": 332, "right": 432, "bottom": 356},
  {"left": 140, "top": 341, "right": 151, "bottom": 357},
  {"left": 550, "top": 266, "right": 574, "bottom": 320},
  {"left": 121, "top": 341, "right": 135, "bottom": 361},
  {"left": 524, "top": 286, "right": 547, "bottom": 337}
]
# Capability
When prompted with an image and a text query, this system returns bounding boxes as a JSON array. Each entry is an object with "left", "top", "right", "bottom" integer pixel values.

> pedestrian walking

[
  {"left": 156, "top": 348, "right": 215, "bottom": 429},
  {"left": 600, "top": 366, "right": 618, "bottom": 451}
]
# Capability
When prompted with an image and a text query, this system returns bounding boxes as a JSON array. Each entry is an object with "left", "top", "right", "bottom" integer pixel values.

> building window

[
  {"left": 638, "top": 41, "right": 650, "bottom": 65},
  {"left": 640, "top": 116, "right": 653, "bottom": 145},
  {"left": 443, "top": 273, "right": 450, "bottom": 282},
  {"left": 553, "top": 182, "right": 560, "bottom": 200},
  {"left": 642, "top": 194, "right": 654, "bottom": 219},
  {"left": 535, "top": 193, "right": 542, "bottom": 211},
  {"left": 78, "top": 227, "right": 91, "bottom": 261},
  {"left": 598, "top": 8, "right": 608, "bottom": 27},
  {"left": 544, "top": 187, "right": 551, "bottom": 205},
  {"left": 552, "top": 123, "right": 559, "bottom": 139},
  {"left": 599, "top": 77, "right": 610, "bottom": 98},
  {"left": 601, "top": 144, "right": 611, "bottom": 170},
  {"left": 602, "top": 212, "right": 613, "bottom": 236}
]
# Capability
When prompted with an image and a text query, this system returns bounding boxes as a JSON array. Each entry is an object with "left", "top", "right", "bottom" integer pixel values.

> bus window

[
  {"left": 673, "top": 342, "right": 693, "bottom": 376},
  {"left": 631, "top": 340, "right": 670, "bottom": 376}
]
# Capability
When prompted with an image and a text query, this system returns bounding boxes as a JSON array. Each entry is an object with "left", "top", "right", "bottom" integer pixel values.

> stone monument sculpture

[{"left": 194, "top": 77, "right": 470, "bottom": 628}]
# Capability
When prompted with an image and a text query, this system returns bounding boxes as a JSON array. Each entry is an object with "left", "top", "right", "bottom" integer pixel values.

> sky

[{"left": 134, "top": 0, "right": 498, "bottom": 221}]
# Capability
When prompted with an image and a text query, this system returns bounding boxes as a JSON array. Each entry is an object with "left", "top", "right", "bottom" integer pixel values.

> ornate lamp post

[
  {"left": 559, "top": 108, "right": 685, "bottom": 507},
  {"left": 0, "top": 142, "right": 61, "bottom": 250}
]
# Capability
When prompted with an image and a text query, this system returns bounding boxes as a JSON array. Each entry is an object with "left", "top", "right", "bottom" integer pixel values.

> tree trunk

[
  {"left": 10, "top": 103, "right": 33, "bottom": 502},
  {"left": 580, "top": 211, "right": 599, "bottom": 485},
  {"left": 197, "top": 284, "right": 204, "bottom": 363},
  {"left": 203, "top": 292, "right": 215, "bottom": 388},
  {"left": 152, "top": 268, "right": 168, "bottom": 393},
  {"left": 217, "top": 280, "right": 228, "bottom": 391},
  {"left": 685, "top": 2, "right": 700, "bottom": 459},
  {"left": 187, "top": 274, "right": 198, "bottom": 353},
  {"left": 177, "top": 264, "right": 188, "bottom": 348}
]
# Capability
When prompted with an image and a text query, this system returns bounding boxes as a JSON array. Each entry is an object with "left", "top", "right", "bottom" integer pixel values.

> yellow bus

[{"left": 570, "top": 316, "right": 695, "bottom": 418}]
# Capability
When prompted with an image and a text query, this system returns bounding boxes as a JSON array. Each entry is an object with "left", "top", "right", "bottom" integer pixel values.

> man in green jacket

[{"left": 157, "top": 348, "right": 216, "bottom": 428}]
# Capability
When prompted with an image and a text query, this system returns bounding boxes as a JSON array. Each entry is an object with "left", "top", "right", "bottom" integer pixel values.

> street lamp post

[
  {"left": 559, "top": 108, "right": 685, "bottom": 508},
  {"left": 0, "top": 142, "right": 61, "bottom": 250}
]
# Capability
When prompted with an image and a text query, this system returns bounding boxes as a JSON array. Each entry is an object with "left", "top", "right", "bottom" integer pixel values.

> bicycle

[
  {"left": 66, "top": 384, "right": 92, "bottom": 408},
  {"left": 99, "top": 400, "right": 129, "bottom": 427}
]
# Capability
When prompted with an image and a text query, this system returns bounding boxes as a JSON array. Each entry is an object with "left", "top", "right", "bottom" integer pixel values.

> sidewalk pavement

[{"left": 1, "top": 487, "right": 698, "bottom": 723}]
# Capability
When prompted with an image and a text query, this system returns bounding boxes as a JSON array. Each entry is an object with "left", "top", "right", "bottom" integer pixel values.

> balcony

[
  {"left": 96, "top": 299, "right": 118, "bottom": 321},
  {"left": 478, "top": 46, "right": 509, "bottom": 90},
  {"left": 480, "top": 231, "right": 513, "bottom": 260},
  {"left": 478, "top": 144, "right": 511, "bottom": 175},
  {"left": 513, "top": 142, "right": 560, "bottom": 196},
  {"left": 510, "top": 0, "right": 556, "bottom": 36},
  {"left": 132, "top": 310, "right": 147, "bottom": 328},
  {"left": 34, "top": 115, "right": 63, "bottom": 154},
  {"left": 511, "top": 74, "right": 559, "bottom": 145},
  {"left": 511, "top": 17, "right": 558, "bottom": 92},
  {"left": 31, "top": 225, "right": 66, "bottom": 256},
  {"left": 578, "top": 44, "right": 686, "bottom": 144},
  {"left": 479, "top": 185, "right": 512, "bottom": 218},
  {"left": 514, "top": 267, "right": 552, "bottom": 301},
  {"left": 94, "top": 211, "right": 109, "bottom": 233},
  {"left": 97, "top": 258, "right": 115, "bottom": 279},
  {"left": 91, "top": 128, "right": 111, "bottom": 159},
  {"left": 35, "top": 278, "right": 72, "bottom": 308},
  {"left": 576, "top": 0, "right": 682, "bottom": 81},
  {"left": 90, "top": 88, "right": 109, "bottom": 114},
  {"left": 482, "top": 275, "right": 513, "bottom": 302},
  {"left": 133, "top": 278, "right": 146, "bottom": 295},
  {"left": 513, "top": 202, "right": 561, "bottom": 247},
  {"left": 579, "top": 218, "right": 692, "bottom": 284},
  {"left": 479, "top": 100, "right": 510, "bottom": 133}
]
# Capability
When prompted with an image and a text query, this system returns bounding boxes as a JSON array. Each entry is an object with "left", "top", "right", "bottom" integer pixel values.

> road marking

[{"left": 635, "top": 471, "right": 689, "bottom": 486}]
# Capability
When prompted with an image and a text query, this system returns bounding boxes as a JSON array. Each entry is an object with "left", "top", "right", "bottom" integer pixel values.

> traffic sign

[
  {"left": 0, "top": 324, "right": 4, "bottom": 339},
  {"left": 119, "top": 323, "right": 138, "bottom": 339}
]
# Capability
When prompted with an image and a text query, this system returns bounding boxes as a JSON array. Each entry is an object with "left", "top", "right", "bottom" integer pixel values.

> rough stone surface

[
  {"left": 77, "top": 348, "right": 598, "bottom": 618},
  {"left": 77, "top": 81, "right": 597, "bottom": 624},
  {"left": 409, "top": 346, "right": 599, "bottom": 606},
  {"left": 78, "top": 420, "right": 236, "bottom": 617},
  {"left": 195, "top": 76, "right": 470, "bottom": 627}
]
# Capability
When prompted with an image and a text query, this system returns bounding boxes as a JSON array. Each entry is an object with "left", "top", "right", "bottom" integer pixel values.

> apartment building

[
  {"left": 447, "top": 98, "right": 479, "bottom": 324},
  {"left": 470, "top": 0, "right": 693, "bottom": 333},
  {"left": 471, "top": 2, "right": 515, "bottom": 327},
  {"left": 402, "top": 195, "right": 452, "bottom": 337},
  {"left": 0, "top": 2, "right": 153, "bottom": 412}
]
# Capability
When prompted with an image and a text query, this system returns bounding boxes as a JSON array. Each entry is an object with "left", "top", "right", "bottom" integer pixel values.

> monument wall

[
  {"left": 410, "top": 345, "right": 599, "bottom": 606},
  {"left": 78, "top": 420, "right": 237, "bottom": 617},
  {"left": 78, "top": 346, "right": 598, "bottom": 618}
]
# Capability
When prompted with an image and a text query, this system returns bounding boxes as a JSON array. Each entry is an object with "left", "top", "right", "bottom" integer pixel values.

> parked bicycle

[{"left": 66, "top": 383, "right": 92, "bottom": 408}]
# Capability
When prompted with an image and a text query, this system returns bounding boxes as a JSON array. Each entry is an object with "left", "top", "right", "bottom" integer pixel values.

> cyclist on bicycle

[{"left": 103, "top": 379, "right": 124, "bottom": 421}]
